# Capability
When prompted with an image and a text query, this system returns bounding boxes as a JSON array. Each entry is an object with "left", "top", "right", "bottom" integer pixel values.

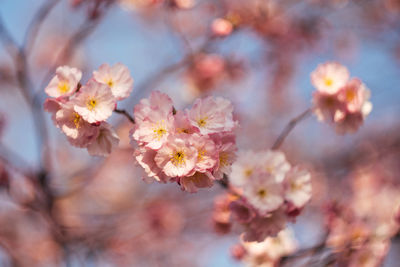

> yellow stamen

[
  {"left": 244, "top": 168, "right": 253, "bottom": 177},
  {"left": 346, "top": 90, "right": 356, "bottom": 102},
  {"left": 153, "top": 127, "right": 167, "bottom": 140},
  {"left": 73, "top": 113, "right": 81, "bottom": 129},
  {"left": 197, "top": 117, "right": 208, "bottom": 127},
  {"left": 257, "top": 189, "right": 268, "bottom": 198},
  {"left": 219, "top": 152, "right": 229, "bottom": 167},
  {"left": 324, "top": 78, "right": 333, "bottom": 86},
  {"left": 106, "top": 79, "right": 114, "bottom": 88},
  {"left": 197, "top": 149, "right": 206, "bottom": 161},
  {"left": 58, "top": 81, "right": 70, "bottom": 94},
  {"left": 87, "top": 99, "right": 97, "bottom": 111},
  {"left": 171, "top": 151, "right": 186, "bottom": 166}
]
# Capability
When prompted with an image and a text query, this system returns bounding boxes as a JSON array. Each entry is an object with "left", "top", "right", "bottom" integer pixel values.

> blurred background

[{"left": 0, "top": 0, "right": 399, "bottom": 266}]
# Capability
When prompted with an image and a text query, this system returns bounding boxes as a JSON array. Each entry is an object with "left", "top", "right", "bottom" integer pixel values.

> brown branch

[
  {"left": 271, "top": 108, "right": 312, "bottom": 150},
  {"left": 114, "top": 108, "right": 135, "bottom": 124}
]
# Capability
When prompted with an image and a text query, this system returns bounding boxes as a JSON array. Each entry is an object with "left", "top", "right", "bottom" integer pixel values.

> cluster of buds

[
  {"left": 311, "top": 62, "right": 372, "bottom": 134},
  {"left": 213, "top": 150, "right": 312, "bottom": 242},
  {"left": 44, "top": 63, "right": 134, "bottom": 156},
  {"left": 131, "top": 91, "right": 238, "bottom": 192}
]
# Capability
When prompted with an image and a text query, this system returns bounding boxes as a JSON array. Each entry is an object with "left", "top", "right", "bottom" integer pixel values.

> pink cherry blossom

[
  {"left": 154, "top": 135, "right": 197, "bottom": 177},
  {"left": 284, "top": 166, "right": 312, "bottom": 208},
  {"left": 133, "top": 90, "right": 174, "bottom": 123},
  {"left": 55, "top": 102, "right": 99, "bottom": 147},
  {"left": 179, "top": 172, "right": 214, "bottom": 193},
  {"left": 188, "top": 134, "right": 218, "bottom": 172},
  {"left": 311, "top": 62, "right": 349, "bottom": 95},
  {"left": 73, "top": 79, "right": 116, "bottom": 123},
  {"left": 173, "top": 110, "right": 198, "bottom": 135},
  {"left": 312, "top": 91, "right": 345, "bottom": 123},
  {"left": 212, "top": 18, "right": 233, "bottom": 37},
  {"left": 338, "top": 78, "right": 371, "bottom": 113},
  {"left": 131, "top": 109, "right": 174, "bottom": 149},
  {"left": 242, "top": 174, "right": 284, "bottom": 216},
  {"left": 134, "top": 147, "right": 170, "bottom": 183},
  {"left": 44, "top": 66, "right": 82, "bottom": 98},
  {"left": 258, "top": 150, "right": 291, "bottom": 183},
  {"left": 230, "top": 150, "right": 264, "bottom": 187},
  {"left": 93, "top": 63, "right": 134, "bottom": 101},
  {"left": 213, "top": 139, "right": 237, "bottom": 180},
  {"left": 87, "top": 122, "right": 120, "bottom": 156},
  {"left": 187, "top": 96, "right": 236, "bottom": 135}
]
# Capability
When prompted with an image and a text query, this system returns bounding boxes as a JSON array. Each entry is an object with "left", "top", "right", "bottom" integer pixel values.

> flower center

[
  {"left": 324, "top": 78, "right": 333, "bottom": 87},
  {"left": 244, "top": 168, "right": 253, "bottom": 177},
  {"left": 73, "top": 113, "right": 81, "bottom": 129},
  {"left": 171, "top": 151, "right": 186, "bottom": 166},
  {"left": 197, "top": 117, "right": 208, "bottom": 127},
  {"left": 219, "top": 152, "right": 229, "bottom": 167},
  {"left": 58, "top": 81, "right": 70, "bottom": 94},
  {"left": 87, "top": 99, "right": 97, "bottom": 111},
  {"left": 153, "top": 127, "right": 167, "bottom": 140},
  {"left": 257, "top": 189, "right": 268, "bottom": 198},
  {"left": 106, "top": 78, "right": 114, "bottom": 88},
  {"left": 346, "top": 89, "right": 356, "bottom": 102},
  {"left": 197, "top": 149, "right": 206, "bottom": 161}
]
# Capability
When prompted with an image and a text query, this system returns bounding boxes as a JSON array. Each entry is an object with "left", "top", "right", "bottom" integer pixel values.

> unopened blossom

[
  {"left": 133, "top": 90, "right": 173, "bottom": 123},
  {"left": 73, "top": 79, "right": 116, "bottom": 123},
  {"left": 131, "top": 109, "right": 174, "bottom": 149},
  {"left": 45, "top": 66, "right": 82, "bottom": 98},
  {"left": 179, "top": 172, "right": 214, "bottom": 193},
  {"left": 187, "top": 96, "right": 236, "bottom": 135},
  {"left": 93, "top": 63, "right": 134, "bottom": 101},
  {"left": 284, "top": 166, "right": 312, "bottom": 208},
  {"left": 242, "top": 174, "right": 284, "bottom": 216},
  {"left": 55, "top": 102, "right": 99, "bottom": 147},
  {"left": 212, "top": 18, "right": 233, "bottom": 36},
  {"left": 154, "top": 135, "right": 197, "bottom": 177},
  {"left": 311, "top": 62, "right": 349, "bottom": 94},
  {"left": 87, "top": 123, "right": 120, "bottom": 156}
]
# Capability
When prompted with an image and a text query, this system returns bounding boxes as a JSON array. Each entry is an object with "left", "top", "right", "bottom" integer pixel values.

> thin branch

[
  {"left": 23, "top": 0, "right": 61, "bottom": 54},
  {"left": 271, "top": 108, "right": 312, "bottom": 150},
  {"left": 114, "top": 108, "right": 135, "bottom": 124}
]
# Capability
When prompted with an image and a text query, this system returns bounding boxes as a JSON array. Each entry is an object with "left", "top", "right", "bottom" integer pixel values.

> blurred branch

[
  {"left": 23, "top": 0, "right": 61, "bottom": 54},
  {"left": 271, "top": 108, "right": 312, "bottom": 150},
  {"left": 114, "top": 108, "right": 135, "bottom": 124}
]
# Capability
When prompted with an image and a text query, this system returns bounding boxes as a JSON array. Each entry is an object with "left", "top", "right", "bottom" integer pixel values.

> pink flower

[
  {"left": 55, "top": 102, "right": 99, "bottom": 147},
  {"left": 338, "top": 78, "right": 371, "bottom": 113},
  {"left": 154, "top": 135, "right": 197, "bottom": 177},
  {"left": 93, "top": 63, "right": 134, "bottom": 101},
  {"left": 187, "top": 96, "right": 236, "bottom": 135},
  {"left": 189, "top": 134, "right": 218, "bottom": 172},
  {"left": 87, "top": 123, "right": 119, "bottom": 156},
  {"left": 73, "top": 79, "right": 116, "bottom": 123},
  {"left": 179, "top": 172, "right": 214, "bottom": 193},
  {"left": 45, "top": 66, "right": 82, "bottom": 98},
  {"left": 312, "top": 91, "right": 345, "bottom": 123},
  {"left": 230, "top": 150, "right": 264, "bottom": 187},
  {"left": 212, "top": 18, "right": 233, "bottom": 37},
  {"left": 311, "top": 62, "right": 349, "bottom": 94},
  {"left": 258, "top": 150, "right": 291, "bottom": 183},
  {"left": 242, "top": 209, "right": 286, "bottom": 242},
  {"left": 134, "top": 91, "right": 173, "bottom": 123},
  {"left": 131, "top": 109, "right": 174, "bottom": 149},
  {"left": 284, "top": 166, "right": 312, "bottom": 208},
  {"left": 43, "top": 98, "right": 63, "bottom": 123},
  {"left": 134, "top": 147, "right": 170, "bottom": 183},
  {"left": 230, "top": 199, "right": 256, "bottom": 224},
  {"left": 242, "top": 174, "right": 284, "bottom": 216},
  {"left": 173, "top": 110, "right": 198, "bottom": 135},
  {"left": 213, "top": 138, "right": 237, "bottom": 179}
]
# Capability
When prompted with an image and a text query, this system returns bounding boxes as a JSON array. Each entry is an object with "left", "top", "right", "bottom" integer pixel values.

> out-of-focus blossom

[
  {"left": 311, "top": 62, "right": 372, "bottom": 134},
  {"left": 212, "top": 18, "right": 233, "bottom": 37},
  {"left": 87, "top": 122, "right": 120, "bottom": 156},
  {"left": 311, "top": 62, "right": 349, "bottom": 95},
  {"left": 240, "top": 228, "right": 297, "bottom": 266},
  {"left": 284, "top": 166, "right": 312, "bottom": 208},
  {"left": 93, "top": 63, "right": 134, "bottom": 101},
  {"left": 171, "top": 0, "right": 195, "bottom": 9},
  {"left": 179, "top": 172, "right": 213, "bottom": 193},
  {"left": 133, "top": 90, "right": 174, "bottom": 123},
  {"left": 73, "top": 79, "right": 116, "bottom": 123},
  {"left": 45, "top": 66, "right": 82, "bottom": 98}
]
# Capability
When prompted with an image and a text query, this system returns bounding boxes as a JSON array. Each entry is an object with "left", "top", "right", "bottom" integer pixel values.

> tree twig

[{"left": 114, "top": 108, "right": 135, "bottom": 124}]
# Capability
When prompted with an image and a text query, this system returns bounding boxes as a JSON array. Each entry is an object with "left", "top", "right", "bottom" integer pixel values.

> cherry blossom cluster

[
  {"left": 311, "top": 62, "right": 373, "bottom": 134},
  {"left": 232, "top": 228, "right": 297, "bottom": 266},
  {"left": 131, "top": 91, "right": 238, "bottom": 193},
  {"left": 44, "top": 64, "right": 134, "bottom": 156},
  {"left": 213, "top": 150, "right": 312, "bottom": 242}
]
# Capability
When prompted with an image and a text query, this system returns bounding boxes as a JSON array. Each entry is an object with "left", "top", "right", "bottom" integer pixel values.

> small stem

[
  {"left": 114, "top": 108, "right": 135, "bottom": 124},
  {"left": 271, "top": 108, "right": 312, "bottom": 150}
]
